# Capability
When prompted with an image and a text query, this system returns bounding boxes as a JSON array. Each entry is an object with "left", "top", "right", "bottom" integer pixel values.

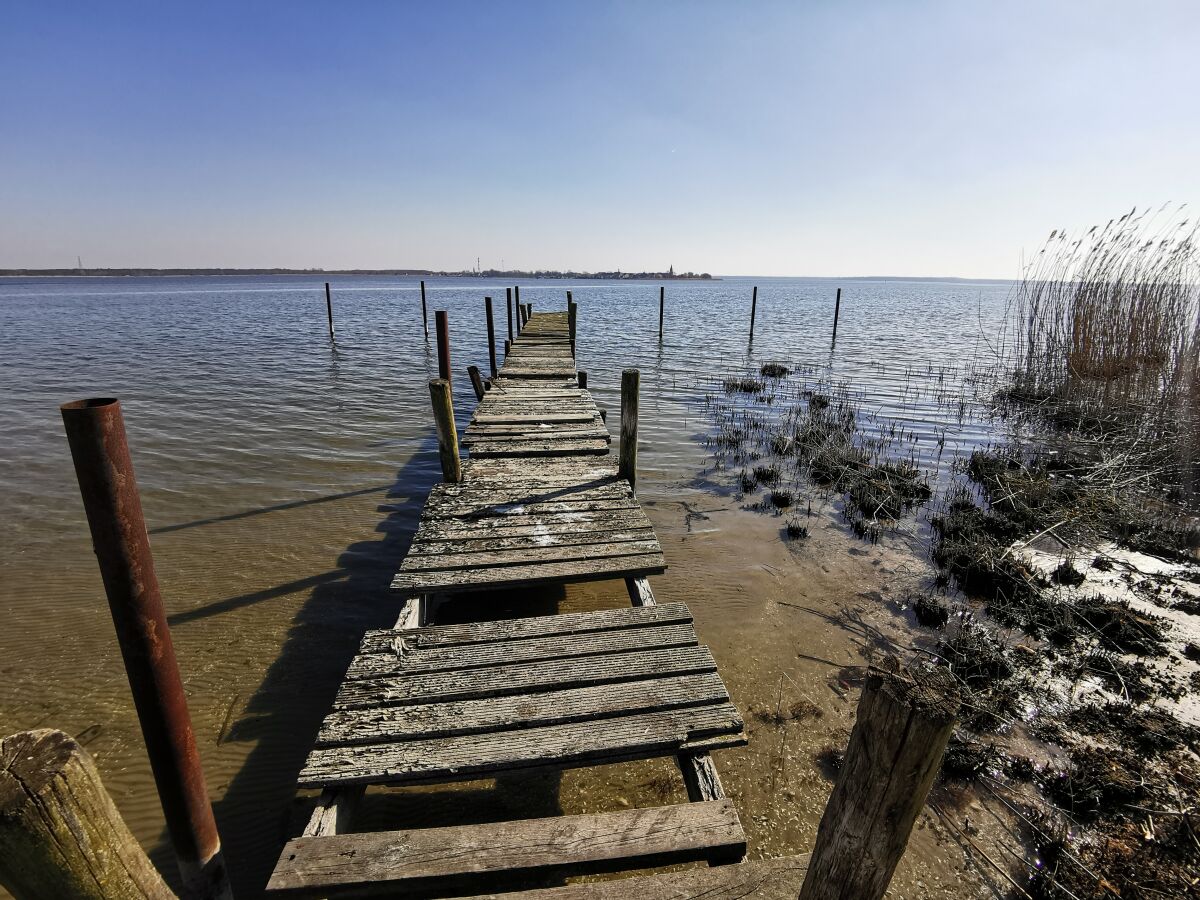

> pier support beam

[
  {"left": 467, "top": 365, "right": 486, "bottom": 402},
  {"left": 59, "top": 398, "right": 231, "bottom": 900},
  {"left": 429, "top": 378, "right": 462, "bottom": 483},
  {"left": 799, "top": 661, "right": 959, "bottom": 900},
  {"left": 485, "top": 296, "right": 497, "bottom": 377},
  {"left": 420, "top": 280, "right": 428, "bottom": 339},
  {"left": 506, "top": 287, "right": 514, "bottom": 342},
  {"left": 618, "top": 368, "right": 640, "bottom": 490},
  {"left": 0, "top": 729, "right": 175, "bottom": 900},
  {"left": 568, "top": 296, "right": 578, "bottom": 356},
  {"left": 435, "top": 311, "right": 451, "bottom": 398}
]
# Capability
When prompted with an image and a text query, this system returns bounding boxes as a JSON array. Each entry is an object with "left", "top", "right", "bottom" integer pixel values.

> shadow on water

[{"left": 147, "top": 434, "right": 571, "bottom": 896}]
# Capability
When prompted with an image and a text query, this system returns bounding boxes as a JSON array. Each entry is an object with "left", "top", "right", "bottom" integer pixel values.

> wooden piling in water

[
  {"left": 435, "top": 310, "right": 451, "bottom": 394},
  {"left": 484, "top": 296, "right": 497, "bottom": 377},
  {"left": 799, "top": 661, "right": 959, "bottom": 900},
  {"left": 0, "top": 729, "right": 175, "bottom": 900},
  {"left": 658, "top": 285, "right": 665, "bottom": 342},
  {"left": 568, "top": 297, "right": 578, "bottom": 356},
  {"left": 506, "top": 287, "right": 514, "bottom": 342},
  {"left": 420, "top": 280, "right": 428, "bottom": 339},
  {"left": 504, "top": 338, "right": 511, "bottom": 358},
  {"left": 578, "top": 370, "right": 588, "bottom": 390},
  {"left": 59, "top": 399, "right": 231, "bottom": 900},
  {"left": 325, "top": 282, "right": 334, "bottom": 341},
  {"left": 619, "top": 368, "right": 640, "bottom": 490},
  {"left": 749, "top": 285, "right": 757, "bottom": 343},
  {"left": 832, "top": 287, "right": 842, "bottom": 345},
  {"left": 514, "top": 285, "right": 521, "bottom": 332},
  {"left": 428, "top": 378, "right": 462, "bottom": 483},
  {"left": 467, "top": 365, "right": 486, "bottom": 401}
]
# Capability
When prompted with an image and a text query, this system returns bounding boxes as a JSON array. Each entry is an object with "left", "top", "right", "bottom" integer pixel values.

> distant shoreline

[{"left": 0, "top": 268, "right": 714, "bottom": 280}]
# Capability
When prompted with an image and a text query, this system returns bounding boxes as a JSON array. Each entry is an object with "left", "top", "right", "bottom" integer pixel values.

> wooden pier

[{"left": 265, "top": 310, "right": 801, "bottom": 897}]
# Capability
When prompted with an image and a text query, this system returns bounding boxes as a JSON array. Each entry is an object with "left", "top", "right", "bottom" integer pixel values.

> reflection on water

[{"left": 0, "top": 274, "right": 1015, "bottom": 897}]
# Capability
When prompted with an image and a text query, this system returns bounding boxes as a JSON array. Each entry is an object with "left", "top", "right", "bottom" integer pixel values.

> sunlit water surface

[{"left": 0, "top": 275, "right": 1016, "bottom": 897}]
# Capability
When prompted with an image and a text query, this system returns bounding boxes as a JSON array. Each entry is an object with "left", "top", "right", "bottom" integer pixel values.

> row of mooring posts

[
  {"left": 6, "top": 351, "right": 955, "bottom": 900},
  {"left": 323, "top": 281, "right": 845, "bottom": 349}
]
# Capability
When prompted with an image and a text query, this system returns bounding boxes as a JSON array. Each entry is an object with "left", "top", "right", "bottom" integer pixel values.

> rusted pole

[
  {"left": 749, "top": 285, "right": 757, "bottom": 344},
  {"left": 428, "top": 379, "right": 462, "bottom": 483},
  {"left": 435, "top": 310, "right": 451, "bottom": 399},
  {"left": 467, "top": 365, "right": 486, "bottom": 401},
  {"left": 831, "top": 287, "right": 842, "bottom": 346},
  {"left": 658, "top": 285, "right": 664, "bottom": 342},
  {"left": 506, "top": 287, "right": 514, "bottom": 342},
  {"left": 799, "top": 661, "right": 959, "bottom": 900},
  {"left": 420, "top": 280, "right": 428, "bottom": 339},
  {"left": 325, "top": 282, "right": 334, "bottom": 342},
  {"left": 59, "top": 399, "right": 232, "bottom": 900},
  {"left": 619, "top": 368, "right": 640, "bottom": 490},
  {"left": 484, "top": 296, "right": 497, "bottom": 377}
]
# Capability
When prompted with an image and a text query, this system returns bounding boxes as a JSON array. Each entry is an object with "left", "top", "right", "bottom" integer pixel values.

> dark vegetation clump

[
  {"left": 723, "top": 376, "right": 764, "bottom": 394},
  {"left": 738, "top": 469, "right": 757, "bottom": 493},
  {"left": 784, "top": 518, "right": 809, "bottom": 540},
  {"left": 760, "top": 362, "right": 790, "bottom": 378},
  {"left": 768, "top": 489, "right": 793, "bottom": 509},
  {"left": 1050, "top": 559, "right": 1085, "bottom": 586},
  {"left": 1038, "top": 747, "right": 1145, "bottom": 821},
  {"left": 907, "top": 592, "right": 950, "bottom": 629},
  {"left": 752, "top": 464, "right": 780, "bottom": 485}
]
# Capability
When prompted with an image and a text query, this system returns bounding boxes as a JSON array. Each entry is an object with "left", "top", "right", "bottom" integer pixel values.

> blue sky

[{"left": 3, "top": 1, "right": 1198, "bottom": 276}]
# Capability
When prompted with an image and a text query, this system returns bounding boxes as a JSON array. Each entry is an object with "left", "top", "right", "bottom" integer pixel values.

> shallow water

[{"left": 0, "top": 274, "right": 1018, "bottom": 896}]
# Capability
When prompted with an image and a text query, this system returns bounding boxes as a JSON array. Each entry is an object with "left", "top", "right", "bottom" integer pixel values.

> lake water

[{"left": 0, "top": 274, "right": 1017, "bottom": 897}]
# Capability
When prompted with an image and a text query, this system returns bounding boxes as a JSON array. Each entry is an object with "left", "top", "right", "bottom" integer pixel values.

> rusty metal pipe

[{"left": 60, "top": 398, "right": 233, "bottom": 900}]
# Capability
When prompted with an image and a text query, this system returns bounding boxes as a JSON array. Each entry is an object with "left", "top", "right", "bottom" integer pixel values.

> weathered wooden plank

[
  {"left": 360, "top": 602, "right": 692, "bottom": 652},
  {"left": 391, "top": 552, "right": 665, "bottom": 593},
  {"left": 298, "top": 706, "right": 745, "bottom": 787},
  {"left": 406, "top": 528, "right": 657, "bottom": 557},
  {"left": 268, "top": 801, "right": 745, "bottom": 897},
  {"left": 397, "top": 539, "right": 663, "bottom": 573},
  {"left": 467, "top": 854, "right": 812, "bottom": 900},
  {"left": 473, "top": 413, "right": 596, "bottom": 424},
  {"left": 467, "top": 440, "right": 609, "bottom": 457},
  {"left": 333, "top": 644, "right": 715, "bottom": 709},
  {"left": 344, "top": 622, "right": 698, "bottom": 679},
  {"left": 463, "top": 424, "right": 610, "bottom": 439},
  {"left": 413, "top": 512, "right": 656, "bottom": 541},
  {"left": 429, "top": 480, "right": 631, "bottom": 502},
  {"left": 318, "top": 672, "right": 730, "bottom": 745},
  {"left": 420, "top": 498, "right": 642, "bottom": 519}
]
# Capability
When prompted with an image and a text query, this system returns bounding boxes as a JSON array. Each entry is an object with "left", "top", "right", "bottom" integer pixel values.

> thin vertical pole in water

[
  {"left": 435, "top": 310, "right": 451, "bottom": 401},
  {"left": 658, "top": 285, "right": 665, "bottom": 342},
  {"left": 420, "top": 280, "right": 428, "bottom": 339},
  {"left": 428, "top": 379, "right": 462, "bottom": 483},
  {"left": 619, "top": 368, "right": 640, "bottom": 490},
  {"left": 485, "top": 296, "right": 497, "bottom": 377},
  {"left": 59, "top": 398, "right": 232, "bottom": 900},
  {"left": 832, "top": 287, "right": 842, "bottom": 346},
  {"left": 325, "top": 282, "right": 335, "bottom": 342},
  {"left": 506, "top": 286, "right": 514, "bottom": 341},
  {"left": 749, "top": 285, "right": 757, "bottom": 344}
]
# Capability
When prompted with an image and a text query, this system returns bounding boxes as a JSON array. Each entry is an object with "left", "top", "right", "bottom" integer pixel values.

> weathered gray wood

[
  {"left": 485, "top": 296, "right": 498, "bottom": 377},
  {"left": 799, "top": 662, "right": 959, "bottom": 900},
  {"left": 362, "top": 603, "right": 692, "bottom": 653},
  {"left": 679, "top": 752, "right": 727, "bottom": 802},
  {"left": 626, "top": 576, "right": 656, "bottom": 607},
  {"left": 392, "top": 552, "right": 666, "bottom": 593},
  {"left": 319, "top": 672, "right": 730, "bottom": 745},
  {"left": 399, "top": 539, "right": 663, "bottom": 573},
  {"left": 300, "top": 703, "right": 744, "bottom": 787},
  {"left": 334, "top": 645, "right": 717, "bottom": 709},
  {"left": 0, "top": 729, "right": 175, "bottom": 900},
  {"left": 302, "top": 787, "right": 362, "bottom": 838},
  {"left": 414, "top": 513, "right": 656, "bottom": 542},
  {"left": 268, "top": 801, "right": 745, "bottom": 897},
  {"left": 345, "top": 622, "right": 698, "bottom": 679},
  {"left": 429, "top": 378, "right": 462, "bottom": 483},
  {"left": 619, "top": 368, "right": 640, "bottom": 489},
  {"left": 467, "top": 854, "right": 812, "bottom": 900},
  {"left": 407, "top": 528, "right": 656, "bottom": 559},
  {"left": 467, "top": 439, "right": 610, "bottom": 457}
]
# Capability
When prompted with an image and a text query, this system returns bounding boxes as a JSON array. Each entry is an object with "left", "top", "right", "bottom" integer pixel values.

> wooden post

[
  {"left": 658, "top": 285, "right": 664, "bottom": 342},
  {"left": 428, "top": 379, "right": 462, "bottom": 483},
  {"left": 831, "top": 287, "right": 842, "bottom": 345},
  {"left": 567, "top": 298, "right": 577, "bottom": 356},
  {"left": 749, "top": 285, "right": 757, "bottom": 344},
  {"left": 578, "top": 370, "right": 588, "bottom": 390},
  {"left": 506, "top": 287, "right": 514, "bottom": 342},
  {"left": 514, "top": 285, "right": 521, "bottom": 333},
  {"left": 484, "top": 296, "right": 497, "bottom": 377},
  {"left": 504, "top": 339, "right": 511, "bottom": 359},
  {"left": 799, "top": 661, "right": 959, "bottom": 900},
  {"left": 420, "top": 280, "right": 428, "bottom": 339},
  {"left": 435, "top": 311, "right": 451, "bottom": 398},
  {"left": 59, "top": 399, "right": 231, "bottom": 900},
  {"left": 618, "top": 368, "right": 640, "bottom": 490},
  {"left": 0, "top": 729, "right": 175, "bottom": 900},
  {"left": 325, "top": 282, "right": 334, "bottom": 342},
  {"left": 467, "top": 365, "right": 486, "bottom": 401}
]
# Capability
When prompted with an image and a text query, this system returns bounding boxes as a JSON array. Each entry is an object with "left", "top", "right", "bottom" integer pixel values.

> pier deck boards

[{"left": 268, "top": 311, "right": 752, "bottom": 899}]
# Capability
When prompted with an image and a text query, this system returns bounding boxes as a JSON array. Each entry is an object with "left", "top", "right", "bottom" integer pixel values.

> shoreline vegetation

[
  {"left": 703, "top": 207, "right": 1200, "bottom": 899},
  {"left": 0, "top": 266, "right": 714, "bottom": 279}
]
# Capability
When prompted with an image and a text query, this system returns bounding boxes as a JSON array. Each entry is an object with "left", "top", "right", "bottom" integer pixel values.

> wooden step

[
  {"left": 467, "top": 854, "right": 812, "bottom": 899},
  {"left": 266, "top": 800, "right": 746, "bottom": 898}
]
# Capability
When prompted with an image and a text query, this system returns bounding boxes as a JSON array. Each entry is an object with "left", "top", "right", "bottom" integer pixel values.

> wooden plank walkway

[{"left": 267, "top": 309, "right": 787, "bottom": 898}]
